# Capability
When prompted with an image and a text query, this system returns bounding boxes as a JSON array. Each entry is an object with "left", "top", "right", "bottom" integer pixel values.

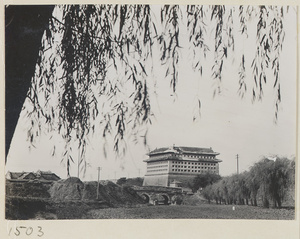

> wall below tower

[
  {"left": 143, "top": 173, "right": 197, "bottom": 188},
  {"left": 142, "top": 174, "right": 169, "bottom": 187},
  {"left": 167, "top": 173, "right": 196, "bottom": 188}
]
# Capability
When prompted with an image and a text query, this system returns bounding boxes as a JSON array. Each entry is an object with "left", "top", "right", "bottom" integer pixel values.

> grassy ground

[
  {"left": 6, "top": 197, "right": 294, "bottom": 220},
  {"left": 85, "top": 204, "right": 294, "bottom": 220},
  {"left": 6, "top": 180, "right": 295, "bottom": 220}
]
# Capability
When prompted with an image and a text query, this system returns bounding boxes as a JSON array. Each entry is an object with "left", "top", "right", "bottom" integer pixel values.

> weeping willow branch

[{"left": 24, "top": 4, "right": 290, "bottom": 176}]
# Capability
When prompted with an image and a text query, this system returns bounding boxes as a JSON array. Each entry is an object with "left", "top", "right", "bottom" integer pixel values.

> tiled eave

[{"left": 144, "top": 156, "right": 222, "bottom": 163}]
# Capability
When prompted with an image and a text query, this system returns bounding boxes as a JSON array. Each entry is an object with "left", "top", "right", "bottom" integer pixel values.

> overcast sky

[{"left": 5, "top": 5, "right": 297, "bottom": 181}]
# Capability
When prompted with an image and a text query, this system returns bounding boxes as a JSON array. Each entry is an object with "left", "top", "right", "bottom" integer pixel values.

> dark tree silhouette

[
  {"left": 5, "top": 5, "right": 290, "bottom": 176},
  {"left": 5, "top": 5, "right": 55, "bottom": 161},
  {"left": 191, "top": 172, "right": 221, "bottom": 192}
]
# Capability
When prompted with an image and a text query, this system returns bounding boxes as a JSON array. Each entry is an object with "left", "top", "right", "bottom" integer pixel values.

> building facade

[
  {"left": 6, "top": 170, "right": 60, "bottom": 181},
  {"left": 143, "top": 146, "right": 222, "bottom": 187}
]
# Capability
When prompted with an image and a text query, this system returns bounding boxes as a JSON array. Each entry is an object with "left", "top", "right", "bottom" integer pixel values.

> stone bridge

[{"left": 133, "top": 186, "right": 183, "bottom": 205}]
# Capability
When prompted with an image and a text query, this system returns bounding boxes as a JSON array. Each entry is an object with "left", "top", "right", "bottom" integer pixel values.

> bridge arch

[
  {"left": 141, "top": 193, "right": 150, "bottom": 203},
  {"left": 158, "top": 194, "right": 170, "bottom": 205},
  {"left": 134, "top": 186, "right": 182, "bottom": 205}
]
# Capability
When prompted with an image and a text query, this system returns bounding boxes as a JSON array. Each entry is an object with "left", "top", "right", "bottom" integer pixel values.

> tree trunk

[
  {"left": 263, "top": 197, "right": 269, "bottom": 208},
  {"left": 254, "top": 198, "right": 257, "bottom": 206},
  {"left": 5, "top": 5, "right": 55, "bottom": 161},
  {"left": 273, "top": 199, "right": 277, "bottom": 208},
  {"left": 276, "top": 197, "right": 282, "bottom": 209}
]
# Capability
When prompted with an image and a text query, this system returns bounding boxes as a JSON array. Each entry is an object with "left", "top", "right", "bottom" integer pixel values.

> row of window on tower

[
  {"left": 147, "top": 161, "right": 166, "bottom": 165},
  {"left": 172, "top": 161, "right": 216, "bottom": 166},
  {"left": 147, "top": 164, "right": 168, "bottom": 169},
  {"left": 172, "top": 164, "right": 216, "bottom": 169},
  {"left": 147, "top": 168, "right": 168, "bottom": 173},
  {"left": 182, "top": 154, "right": 215, "bottom": 159},
  {"left": 172, "top": 168, "right": 216, "bottom": 173}
]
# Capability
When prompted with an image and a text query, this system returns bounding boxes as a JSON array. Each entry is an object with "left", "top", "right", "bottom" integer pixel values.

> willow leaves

[{"left": 26, "top": 5, "right": 289, "bottom": 176}]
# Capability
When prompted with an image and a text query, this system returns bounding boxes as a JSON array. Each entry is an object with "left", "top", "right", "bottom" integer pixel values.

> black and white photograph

[{"left": 3, "top": 3, "right": 298, "bottom": 227}]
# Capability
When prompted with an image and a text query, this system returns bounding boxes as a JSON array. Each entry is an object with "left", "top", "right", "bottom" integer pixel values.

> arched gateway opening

[
  {"left": 141, "top": 194, "right": 150, "bottom": 203},
  {"left": 158, "top": 194, "right": 169, "bottom": 205}
]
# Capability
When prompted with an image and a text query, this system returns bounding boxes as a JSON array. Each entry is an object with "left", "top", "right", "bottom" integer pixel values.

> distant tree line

[
  {"left": 199, "top": 157, "right": 295, "bottom": 208},
  {"left": 189, "top": 172, "right": 222, "bottom": 192},
  {"left": 116, "top": 177, "right": 144, "bottom": 187}
]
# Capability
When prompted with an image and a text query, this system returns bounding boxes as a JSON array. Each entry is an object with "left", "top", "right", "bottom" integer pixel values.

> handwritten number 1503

[{"left": 8, "top": 226, "right": 44, "bottom": 237}]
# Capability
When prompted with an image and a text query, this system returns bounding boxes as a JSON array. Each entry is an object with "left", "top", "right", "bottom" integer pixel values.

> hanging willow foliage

[{"left": 25, "top": 5, "right": 289, "bottom": 176}]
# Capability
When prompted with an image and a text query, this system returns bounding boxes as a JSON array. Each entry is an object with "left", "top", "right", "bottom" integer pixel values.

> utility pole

[
  {"left": 138, "top": 168, "right": 141, "bottom": 177},
  {"left": 236, "top": 154, "right": 239, "bottom": 175},
  {"left": 77, "top": 150, "right": 80, "bottom": 179},
  {"left": 97, "top": 167, "right": 101, "bottom": 199}
]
